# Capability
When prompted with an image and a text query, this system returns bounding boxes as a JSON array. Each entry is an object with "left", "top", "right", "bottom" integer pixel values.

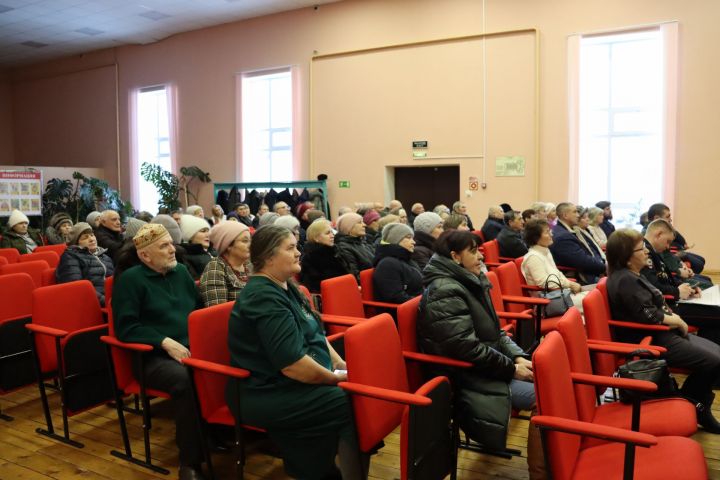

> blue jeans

[{"left": 510, "top": 379, "right": 536, "bottom": 410}]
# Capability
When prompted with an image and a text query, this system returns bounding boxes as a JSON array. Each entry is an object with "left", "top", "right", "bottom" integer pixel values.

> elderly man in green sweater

[{"left": 112, "top": 223, "right": 205, "bottom": 480}]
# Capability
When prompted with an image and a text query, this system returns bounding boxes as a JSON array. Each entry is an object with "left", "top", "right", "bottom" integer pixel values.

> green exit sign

[{"left": 338, "top": 180, "right": 350, "bottom": 188}]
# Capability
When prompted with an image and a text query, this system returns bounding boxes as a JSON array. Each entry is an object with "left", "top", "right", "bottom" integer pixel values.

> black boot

[{"left": 696, "top": 393, "right": 720, "bottom": 434}]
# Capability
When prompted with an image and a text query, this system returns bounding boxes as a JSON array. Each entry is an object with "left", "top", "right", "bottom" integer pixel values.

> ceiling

[{"left": 0, "top": 0, "right": 340, "bottom": 70}]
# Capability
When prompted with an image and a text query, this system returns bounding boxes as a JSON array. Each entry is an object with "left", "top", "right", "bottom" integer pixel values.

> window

[
  {"left": 134, "top": 85, "right": 173, "bottom": 213},
  {"left": 240, "top": 68, "right": 293, "bottom": 182},
  {"left": 570, "top": 24, "right": 677, "bottom": 228}
]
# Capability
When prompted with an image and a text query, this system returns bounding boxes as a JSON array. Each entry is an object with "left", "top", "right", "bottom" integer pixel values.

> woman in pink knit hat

[
  {"left": 334, "top": 212, "right": 374, "bottom": 280},
  {"left": 199, "top": 221, "right": 252, "bottom": 307}
]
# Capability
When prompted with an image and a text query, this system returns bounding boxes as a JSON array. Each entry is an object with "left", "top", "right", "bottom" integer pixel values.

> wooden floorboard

[{"left": 3, "top": 381, "right": 720, "bottom": 479}]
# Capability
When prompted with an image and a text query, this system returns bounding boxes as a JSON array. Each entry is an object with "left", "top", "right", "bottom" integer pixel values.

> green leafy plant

[
  {"left": 42, "top": 172, "right": 131, "bottom": 225},
  {"left": 140, "top": 163, "right": 211, "bottom": 212},
  {"left": 179, "top": 166, "right": 212, "bottom": 207}
]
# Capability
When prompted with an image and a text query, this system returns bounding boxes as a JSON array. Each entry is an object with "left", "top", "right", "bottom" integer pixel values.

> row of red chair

[{"left": 0, "top": 246, "right": 62, "bottom": 267}]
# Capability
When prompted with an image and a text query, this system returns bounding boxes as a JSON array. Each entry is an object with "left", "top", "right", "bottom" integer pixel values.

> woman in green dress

[{"left": 226, "top": 224, "right": 366, "bottom": 479}]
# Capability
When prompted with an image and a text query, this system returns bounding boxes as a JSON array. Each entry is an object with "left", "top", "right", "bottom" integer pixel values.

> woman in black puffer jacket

[
  {"left": 418, "top": 230, "right": 535, "bottom": 455},
  {"left": 56, "top": 222, "right": 114, "bottom": 306},
  {"left": 300, "top": 219, "right": 349, "bottom": 293},
  {"left": 372, "top": 223, "right": 422, "bottom": 304}
]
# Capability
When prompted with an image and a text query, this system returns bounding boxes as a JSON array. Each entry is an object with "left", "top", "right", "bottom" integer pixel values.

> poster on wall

[{"left": 0, "top": 170, "right": 43, "bottom": 217}]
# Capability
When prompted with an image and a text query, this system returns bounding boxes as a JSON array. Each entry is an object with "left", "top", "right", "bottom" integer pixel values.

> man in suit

[{"left": 550, "top": 202, "right": 606, "bottom": 284}]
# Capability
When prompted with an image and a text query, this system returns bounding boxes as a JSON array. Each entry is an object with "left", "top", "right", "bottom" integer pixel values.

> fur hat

[
  {"left": 336, "top": 213, "right": 363, "bottom": 235},
  {"left": 382, "top": 223, "right": 414, "bottom": 245},
  {"left": 151, "top": 214, "right": 182, "bottom": 244},
  {"left": 133, "top": 223, "right": 170, "bottom": 250},
  {"left": 50, "top": 212, "right": 72, "bottom": 231},
  {"left": 413, "top": 212, "right": 443, "bottom": 235},
  {"left": 209, "top": 221, "right": 249, "bottom": 256},
  {"left": 124, "top": 217, "right": 147, "bottom": 239},
  {"left": 180, "top": 214, "right": 210, "bottom": 243},
  {"left": 185, "top": 205, "right": 203, "bottom": 217},
  {"left": 69, "top": 222, "right": 94, "bottom": 246},
  {"left": 86, "top": 211, "right": 101, "bottom": 226},
  {"left": 275, "top": 215, "right": 300, "bottom": 232},
  {"left": 363, "top": 210, "right": 381, "bottom": 226},
  {"left": 258, "top": 212, "right": 280, "bottom": 227},
  {"left": 8, "top": 209, "right": 29, "bottom": 229}
]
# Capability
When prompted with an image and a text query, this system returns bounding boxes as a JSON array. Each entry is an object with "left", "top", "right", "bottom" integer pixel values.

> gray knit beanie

[
  {"left": 258, "top": 212, "right": 280, "bottom": 227},
  {"left": 151, "top": 214, "right": 182, "bottom": 244},
  {"left": 124, "top": 217, "right": 147, "bottom": 239},
  {"left": 382, "top": 223, "right": 414, "bottom": 245},
  {"left": 86, "top": 211, "right": 101, "bottom": 226},
  {"left": 413, "top": 212, "right": 443, "bottom": 235}
]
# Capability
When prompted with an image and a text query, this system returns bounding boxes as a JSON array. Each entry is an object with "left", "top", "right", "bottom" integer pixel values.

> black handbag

[
  {"left": 539, "top": 274, "right": 573, "bottom": 317},
  {"left": 616, "top": 349, "right": 679, "bottom": 404}
]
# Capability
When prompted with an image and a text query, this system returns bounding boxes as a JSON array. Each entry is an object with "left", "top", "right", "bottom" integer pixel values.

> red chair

[
  {"left": 100, "top": 275, "right": 114, "bottom": 317},
  {"left": 0, "top": 248, "right": 20, "bottom": 264},
  {"left": 0, "top": 259, "right": 50, "bottom": 288},
  {"left": 34, "top": 244, "right": 67, "bottom": 256},
  {"left": 41, "top": 268, "right": 56, "bottom": 286},
  {"left": 341, "top": 314, "right": 456, "bottom": 480},
  {"left": 26, "top": 280, "right": 112, "bottom": 447},
  {"left": 481, "top": 240, "right": 514, "bottom": 270},
  {"left": 20, "top": 250, "right": 60, "bottom": 268},
  {"left": 555, "top": 308, "right": 696, "bottom": 446},
  {"left": 0, "top": 272, "right": 36, "bottom": 421},
  {"left": 321, "top": 274, "right": 398, "bottom": 333},
  {"left": 471, "top": 230, "right": 485, "bottom": 243},
  {"left": 359, "top": 267, "right": 404, "bottom": 316},
  {"left": 485, "top": 271, "right": 534, "bottom": 337},
  {"left": 100, "top": 309, "right": 171, "bottom": 475},
  {"left": 531, "top": 331, "right": 708, "bottom": 480},
  {"left": 184, "top": 301, "right": 261, "bottom": 480},
  {"left": 0, "top": 256, "right": 7, "bottom": 268}
]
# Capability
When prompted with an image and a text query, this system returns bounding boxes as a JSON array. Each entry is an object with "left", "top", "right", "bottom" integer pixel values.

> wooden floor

[{"left": 2, "top": 381, "right": 720, "bottom": 479}]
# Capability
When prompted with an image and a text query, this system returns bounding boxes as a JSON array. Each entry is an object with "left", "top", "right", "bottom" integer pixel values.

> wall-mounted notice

[
  {"left": 495, "top": 156, "right": 526, "bottom": 177},
  {"left": 0, "top": 170, "right": 43, "bottom": 216}
]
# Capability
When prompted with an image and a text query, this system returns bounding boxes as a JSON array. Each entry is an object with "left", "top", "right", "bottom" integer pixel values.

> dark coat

[
  {"left": 418, "top": 254, "right": 525, "bottom": 449},
  {"left": 641, "top": 239, "right": 680, "bottom": 299},
  {"left": 180, "top": 243, "right": 217, "bottom": 280},
  {"left": 365, "top": 228, "right": 380, "bottom": 246},
  {"left": 599, "top": 218, "right": 615, "bottom": 238},
  {"left": 95, "top": 225, "right": 124, "bottom": 261},
  {"left": 56, "top": 246, "right": 114, "bottom": 306},
  {"left": 372, "top": 244, "right": 422, "bottom": 304},
  {"left": 299, "top": 242, "right": 348, "bottom": 293},
  {"left": 496, "top": 226, "right": 528, "bottom": 258},
  {"left": 412, "top": 230, "right": 435, "bottom": 271},
  {"left": 549, "top": 222, "right": 606, "bottom": 284},
  {"left": 480, "top": 218, "right": 504, "bottom": 241},
  {"left": 334, "top": 234, "right": 374, "bottom": 279},
  {"left": 0, "top": 228, "right": 45, "bottom": 254}
]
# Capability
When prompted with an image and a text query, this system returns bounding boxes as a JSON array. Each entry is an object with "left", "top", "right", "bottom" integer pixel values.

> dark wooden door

[{"left": 394, "top": 166, "right": 459, "bottom": 211}]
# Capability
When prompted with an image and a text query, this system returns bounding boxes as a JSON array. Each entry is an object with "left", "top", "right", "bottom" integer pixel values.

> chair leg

[
  {"left": 186, "top": 365, "right": 215, "bottom": 480},
  {"left": 450, "top": 419, "right": 459, "bottom": 480}
]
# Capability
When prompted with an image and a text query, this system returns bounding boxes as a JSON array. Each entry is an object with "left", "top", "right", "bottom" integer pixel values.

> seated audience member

[
  {"left": 252, "top": 204, "right": 269, "bottom": 228},
  {"left": 521, "top": 219, "right": 587, "bottom": 311},
  {"left": 647, "top": 202, "right": 705, "bottom": 275},
  {"left": 56, "top": 222, "right": 114, "bottom": 306},
  {"left": 639, "top": 211, "right": 649, "bottom": 229},
  {"left": 199, "top": 221, "right": 251, "bottom": 307},
  {"left": 300, "top": 219, "right": 348, "bottom": 293},
  {"left": 258, "top": 212, "right": 280, "bottom": 227},
  {"left": 606, "top": 228, "right": 720, "bottom": 433},
  {"left": 95, "top": 210, "right": 124, "bottom": 261},
  {"left": 573, "top": 206, "right": 606, "bottom": 262},
  {"left": 210, "top": 204, "right": 226, "bottom": 226},
  {"left": 480, "top": 205, "right": 505, "bottom": 241},
  {"left": 432, "top": 204, "right": 450, "bottom": 220},
  {"left": 586, "top": 207, "right": 608, "bottom": 248},
  {"left": 549, "top": 202, "right": 606, "bottom": 284},
  {"left": 412, "top": 212, "right": 444, "bottom": 271},
  {"left": 595, "top": 200, "right": 616, "bottom": 238},
  {"left": 375, "top": 214, "right": 400, "bottom": 242},
  {"left": 337, "top": 206, "right": 354, "bottom": 218},
  {"left": 372, "top": 223, "right": 422, "bottom": 303},
  {"left": 179, "top": 214, "right": 215, "bottom": 280},
  {"left": 418, "top": 230, "right": 541, "bottom": 473},
  {"left": 112, "top": 223, "right": 206, "bottom": 478},
  {"left": 185, "top": 205, "right": 205, "bottom": 219},
  {"left": 1, "top": 209, "right": 44, "bottom": 253},
  {"left": 135, "top": 211, "right": 154, "bottom": 223},
  {"left": 296, "top": 202, "right": 315, "bottom": 231},
  {"left": 545, "top": 203, "right": 557, "bottom": 227},
  {"left": 530, "top": 202, "right": 549, "bottom": 221},
  {"left": 383, "top": 199, "right": 402, "bottom": 216},
  {"left": 124, "top": 217, "right": 147, "bottom": 240},
  {"left": 521, "top": 208, "right": 537, "bottom": 223},
  {"left": 334, "top": 212, "right": 374, "bottom": 280},
  {"left": 389, "top": 208, "right": 408, "bottom": 224},
  {"left": 452, "top": 201, "right": 475, "bottom": 230},
  {"left": 496, "top": 210, "right": 528, "bottom": 258},
  {"left": 363, "top": 210, "right": 381, "bottom": 245},
  {"left": 45, "top": 212, "right": 73, "bottom": 245},
  {"left": 408, "top": 203, "right": 424, "bottom": 226},
  {"left": 86, "top": 211, "right": 102, "bottom": 229},
  {"left": 273, "top": 201, "right": 291, "bottom": 216},
  {"left": 227, "top": 225, "right": 367, "bottom": 479},
  {"left": 171, "top": 209, "right": 183, "bottom": 225},
  {"left": 306, "top": 209, "right": 326, "bottom": 224},
  {"left": 443, "top": 213, "right": 470, "bottom": 231},
  {"left": 275, "top": 215, "right": 303, "bottom": 250},
  {"left": 641, "top": 219, "right": 719, "bottom": 341}
]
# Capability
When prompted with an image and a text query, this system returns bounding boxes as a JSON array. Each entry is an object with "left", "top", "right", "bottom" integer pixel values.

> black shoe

[
  {"left": 697, "top": 402, "right": 720, "bottom": 434},
  {"left": 179, "top": 465, "right": 206, "bottom": 480}
]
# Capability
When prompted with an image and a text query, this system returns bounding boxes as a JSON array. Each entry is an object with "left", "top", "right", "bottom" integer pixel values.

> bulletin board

[{"left": 0, "top": 170, "right": 43, "bottom": 216}]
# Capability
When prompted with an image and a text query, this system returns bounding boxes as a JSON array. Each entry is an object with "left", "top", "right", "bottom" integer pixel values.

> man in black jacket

[
  {"left": 496, "top": 210, "right": 528, "bottom": 258},
  {"left": 480, "top": 205, "right": 504, "bottom": 241},
  {"left": 95, "top": 210, "right": 124, "bottom": 261},
  {"left": 595, "top": 201, "right": 615, "bottom": 238}
]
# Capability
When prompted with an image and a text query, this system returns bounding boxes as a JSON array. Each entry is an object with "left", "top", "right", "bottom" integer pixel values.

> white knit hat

[
  {"left": 185, "top": 205, "right": 203, "bottom": 216},
  {"left": 413, "top": 212, "right": 443, "bottom": 235},
  {"left": 180, "top": 214, "right": 210, "bottom": 242},
  {"left": 8, "top": 209, "right": 29, "bottom": 229}
]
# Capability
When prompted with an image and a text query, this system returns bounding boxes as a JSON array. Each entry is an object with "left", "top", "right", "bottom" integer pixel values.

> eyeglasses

[{"left": 633, "top": 247, "right": 647, "bottom": 253}]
